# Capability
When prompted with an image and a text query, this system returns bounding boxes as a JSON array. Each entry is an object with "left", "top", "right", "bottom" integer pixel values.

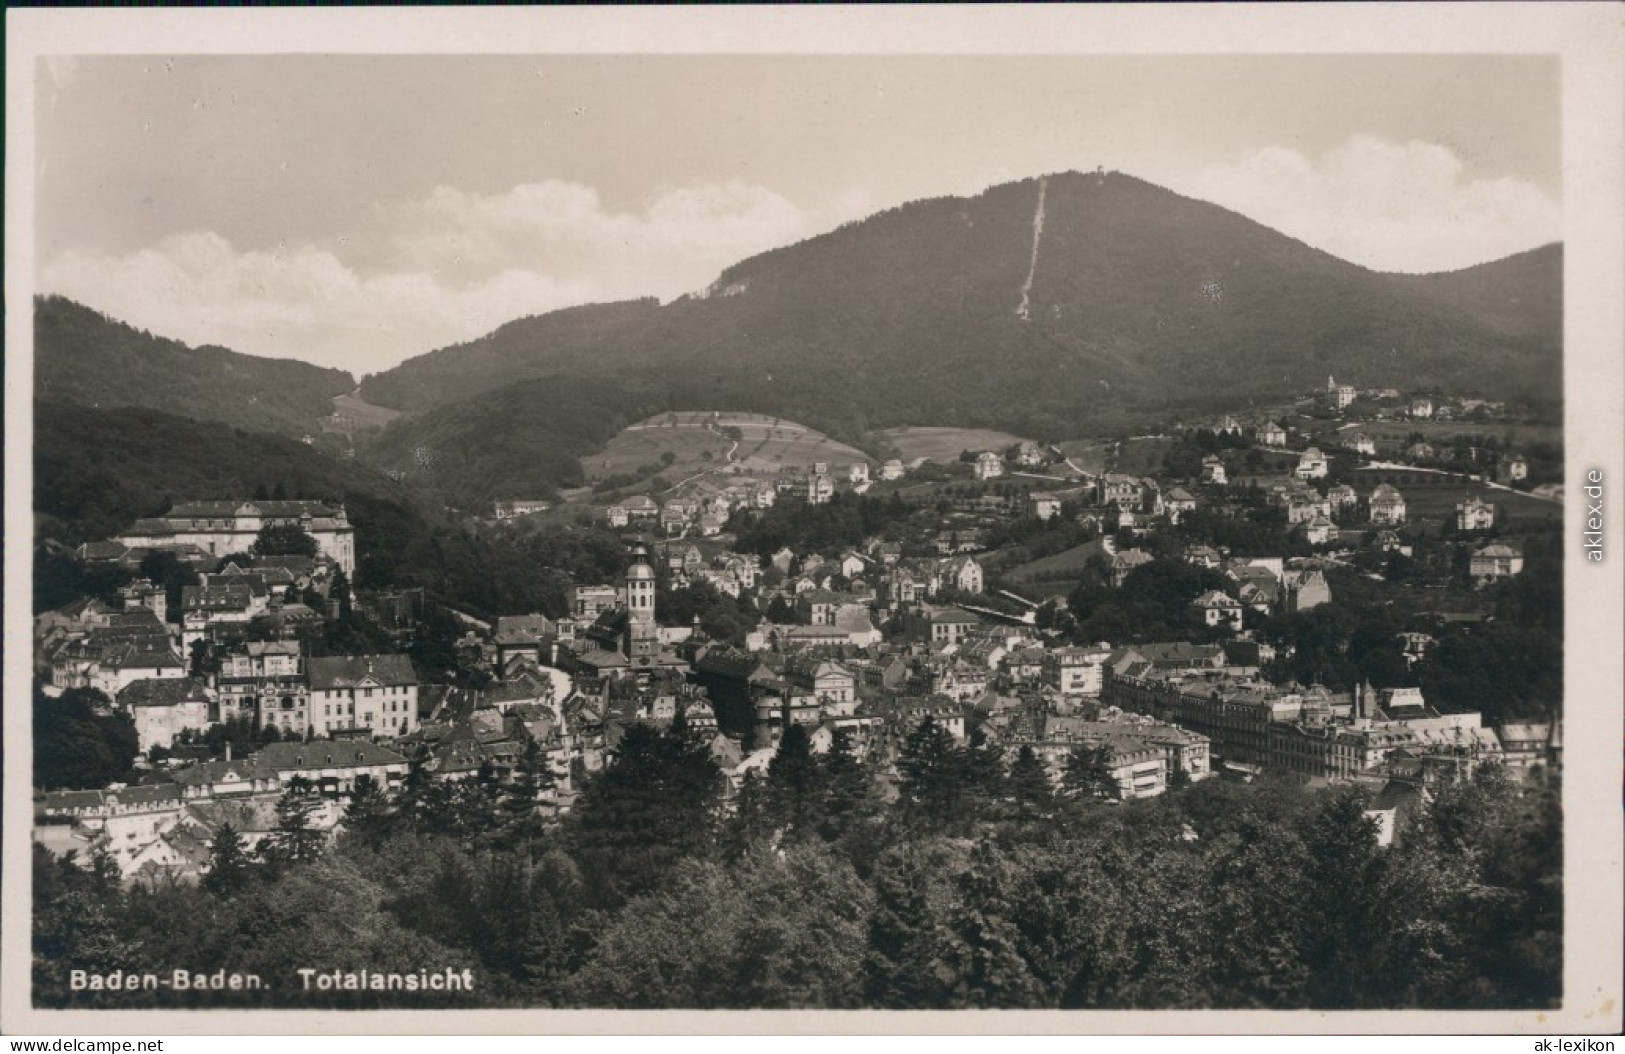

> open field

[
  {"left": 878, "top": 426, "right": 1032, "bottom": 464},
  {"left": 1286, "top": 414, "right": 1562, "bottom": 448},
  {"left": 326, "top": 391, "right": 405, "bottom": 433},
  {"left": 1342, "top": 418, "right": 1563, "bottom": 448},
  {"left": 1003, "top": 538, "right": 1112, "bottom": 587},
  {"left": 583, "top": 411, "right": 867, "bottom": 489}
]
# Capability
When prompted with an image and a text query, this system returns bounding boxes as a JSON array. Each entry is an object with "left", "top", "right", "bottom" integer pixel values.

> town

[{"left": 34, "top": 375, "right": 1561, "bottom": 870}]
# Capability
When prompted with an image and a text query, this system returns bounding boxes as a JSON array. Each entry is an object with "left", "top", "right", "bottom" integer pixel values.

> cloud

[
  {"left": 41, "top": 231, "right": 598, "bottom": 377},
  {"left": 1178, "top": 136, "right": 1560, "bottom": 273},
  {"left": 40, "top": 179, "right": 868, "bottom": 375}
]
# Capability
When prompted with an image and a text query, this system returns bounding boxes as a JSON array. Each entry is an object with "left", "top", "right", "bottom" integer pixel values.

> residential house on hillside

[
  {"left": 1470, "top": 544, "right": 1524, "bottom": 586},
  {"left": 1327, "top": 376, "right": 1357, "bottom": 410},
  {"left": 1200, "top": 456, "right": 1227, "bottom": 486},
  {"left": 1369, "top": 484, "right": 1408, "bottom": 526},
  {"left": 1327, "top": 484, "right": 1359, "bottom": 512},
  {"left": 942, "top": 555, "right": 984, "bottom": 595},
  {"left": 974, "top": 451, "right": 1004, "bottom": 480},
  {"left": 1109, "top": 548, "right": 1154, "bottom": 588},
  {"left": 1456, "top": 496, "right": 1495, "bottom": 531},
  {"left": 1258, "top": 421, "right": 1288, "bottom": 447},
  {"left": 878, "top": 459, "right": 905, "bottom": 481},
  {"left": 1190, "top": 590, "right": 1244, "bottom": 632},
  {"left": 1347, "top": 433, "right": 1377, "bottom": 456},
  {"left": 1029, "top": 493, "right": 1064, "bottom": 521},
  {"left": 1498, "top": 455, "right": 1529, "bottom": 483},
  {"left": 1297, "top": 515, "right": 1339, "bottom": 546},
  {"left": 1409, "top": 397, "right": 1434, "bottom": 419},
  {"left": 1295, "top": 447, "right": 1329, "bottom": 479},
  {"left": 1282, "top": 568, "right": 1332, "bottom": 613},
  {"left": 1164, "top": 487, "right": 1197, "bottom": 524}
]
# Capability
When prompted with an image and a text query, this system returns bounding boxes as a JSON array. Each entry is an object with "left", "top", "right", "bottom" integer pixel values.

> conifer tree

[
  {"left": 202, "top": 822, "right": 253, "bottom": 895},
  {"left": 1008, "top": 745, "right": 1055, "bottom": 820}
]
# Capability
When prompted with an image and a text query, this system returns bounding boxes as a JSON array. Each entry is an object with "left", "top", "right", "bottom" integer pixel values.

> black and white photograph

[{"left": 4, "top": 5, "right": 1621, "bottom": 1038}]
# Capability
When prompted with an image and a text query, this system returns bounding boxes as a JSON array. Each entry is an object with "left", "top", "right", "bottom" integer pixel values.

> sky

[{"left": 34, "top": 54, "right": 1561, "bottom": 378}]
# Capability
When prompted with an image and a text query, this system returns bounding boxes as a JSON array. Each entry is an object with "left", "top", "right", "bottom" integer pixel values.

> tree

[
  {"left": 341, "top": 774, "right": 396, "bottom": 845},
  {"left": 961, "top": 723, "right": 1008, "bottom": 820},
  {"left": 202, "top": 822, "right": 254, "bottom": 896},
  {"left": 896, "top": 717, "right": 965, "bottom": 827},
  {"left": 495, "top": 739, "right": 556, "bottom": 848},
  {"left": 766, "top": 723, "right": 824, "bottom": 836},
  {"left": 1062, "top": 744, "right": 1119, "bottom": 803},
  {"left": 252, "top": 525, "right": 320, "bottom": 559},
  {"left": 567, "top": 721, "right": 724, "bottom": 909},
  {"left": 33, "top": 686, "right": 139, "bottom": 790},
  {"left": 1008, "top": 746, "right": 1055, "bottom": 820},
  {"left": 816, "top": 728, "right": 880, "bottom": 840},
  {"left": 261, "top": 777, "right": 326, "bottom": 870}
]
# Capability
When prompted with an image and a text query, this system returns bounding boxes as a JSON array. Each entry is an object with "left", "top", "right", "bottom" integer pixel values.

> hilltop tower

[{"left": 622, "top": 545, "right": 660, "bottom": 660}]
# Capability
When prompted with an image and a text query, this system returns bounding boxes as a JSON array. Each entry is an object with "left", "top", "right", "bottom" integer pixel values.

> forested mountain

[
  {"left": 358, "top": 375, "right": 669, "bottom": 512},
  {"left": 34, "top": 296, "right": 354, "bottom": 437},
  {"left": 358, "top": 171, "right": 1562, "bottom": 441}
]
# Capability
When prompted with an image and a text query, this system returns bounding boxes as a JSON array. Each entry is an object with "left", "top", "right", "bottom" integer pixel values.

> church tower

[{"left": 622, "top": 545, "right": 660, "bottom": 661}]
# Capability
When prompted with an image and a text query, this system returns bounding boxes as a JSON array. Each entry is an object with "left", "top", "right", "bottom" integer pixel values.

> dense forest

[
  {"left": 34, "top": 719, "right": 1560, "bottom": 1011},
  {"left": 358, "top": 172, "right": 1562, "bottom": 443},
  {"left": 34, "top": 296, "right": 353, "bottom": 438}
]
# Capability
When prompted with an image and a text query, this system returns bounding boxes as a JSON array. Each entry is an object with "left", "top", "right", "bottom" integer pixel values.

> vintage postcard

[{"left": 4, "top": 4, "right": 1621, "bottom": 1038}]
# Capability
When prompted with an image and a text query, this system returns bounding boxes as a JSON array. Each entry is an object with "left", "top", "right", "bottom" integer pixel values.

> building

[
  {"left": 622, "top": 546, "right": 660, "bottom": 660},
  {"left": 1470, "top": 544, "right": 1524, "bottom": 586},
  {"left": 879, "top": 459, "right": 905, "bottom": 481},
  {"left": 1295, "top": 447, "right": 1329, "bottom": 479},
  {"left": 1348, "top": 433, "right": 1376, "bottom": 456},
  {"left": 1499, "top": 455, "right": 1529, "bottom": 483},
  {"left": 306, "top": 654, "right": 419, "bottom": 739},
  {"left": 942, "top": 555, "right": 984, "bottom": 595},
  {"left": 1029, "top": 493, "right": 1064, "bottom": 521},
  {"left": 1282, "top": 568, "right": 1331, "bottom": 613},
  {"left": 1298, "top": 515, "right": 1339, "bottom": 546},
  {"left": 1409, "top": 397, "right": 1434, "bottom": 419},
  {"left": 1044, "top": 646, "right": 1110, "bottom": 697},
  {"left": 848, "top": 463, "right": 871, "bottom": 485},
  {"left": 1200, "top": 456, "right": 1227, "bottom": 485},
  {"left": 806, "top": 471, "right": 835, "bottom": 505},
  {"left": 1455, "top": 496, "right": 1495, "bottom": 531},
  {"left": 117, "top": 500, "right": 356, "bottom": 577},
  {"left": 575, "top": 584, "right": 620, "bottom": 620},
  {"left": 493, "top": 500, "right": 550, "bottom": 520},
  {"left": 1327, "top": 376, "right": 1357, "bottom": 410},
  {"left": 1369, "top": 484, "right": 1408, "bottom": 525},
  {"left": 1190, "top": 590, "right": 1244, "bottom": 632},
  {"left": 974, "top": 451, "right": 1005, "bottom": 480},
  {"left": 121, "top": 677, "right": 213, "bottom": 753},
  {"left": 1258, "top": 421, "right": 1288, "bottom": 447},
  {"left": 1163, "top": 487, "right": 1197, "bottom": 524}
]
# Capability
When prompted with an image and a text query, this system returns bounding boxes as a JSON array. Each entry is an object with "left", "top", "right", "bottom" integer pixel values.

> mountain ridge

[{"left": 356, "top": 170, "right": 1561, "bottom": 437}]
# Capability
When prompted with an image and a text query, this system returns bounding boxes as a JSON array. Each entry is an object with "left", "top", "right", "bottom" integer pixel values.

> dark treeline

[{"left": 36, "top": 718, "right": 1559, "bottom": 1011}]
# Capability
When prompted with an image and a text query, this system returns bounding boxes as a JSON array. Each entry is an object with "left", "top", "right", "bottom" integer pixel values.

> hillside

[
  {"left": 1386, "top": 243, "right": 1562, "bottom": 345},
  {"left": 359, "top": 375, "right": 671, "bottom": 511},
  {"left": 357, "top": 171, "right": 1562, "bottom": 441},
  {"left": 33, "top": 400, "right": 622, "bottom": 620},
  {"left": 34, "top": 296, "right": 355, "bottom": 437},
  {"left": 35, "top": 400, "right": 427, "bottom": 584}
]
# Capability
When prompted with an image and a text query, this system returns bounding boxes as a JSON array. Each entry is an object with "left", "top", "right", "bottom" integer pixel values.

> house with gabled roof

[{"left": 306, "top": 653, "right": 419, "bottom": 740}]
